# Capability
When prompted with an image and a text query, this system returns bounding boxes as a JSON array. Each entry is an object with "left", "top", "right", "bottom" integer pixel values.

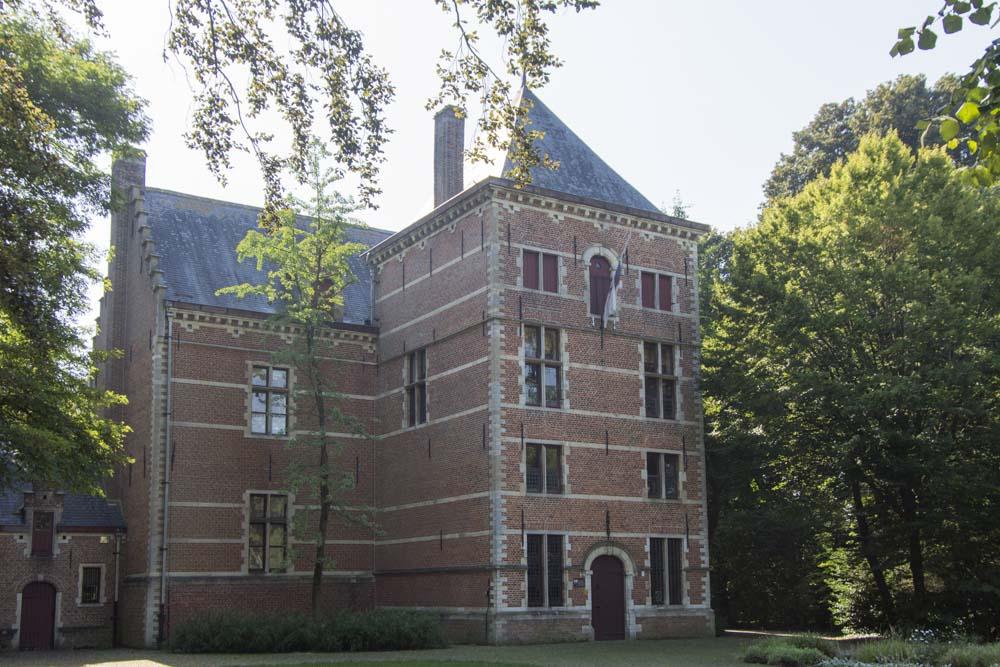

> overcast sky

[{"left": 81, "top": 1, "right": 990, "bottom": 331}]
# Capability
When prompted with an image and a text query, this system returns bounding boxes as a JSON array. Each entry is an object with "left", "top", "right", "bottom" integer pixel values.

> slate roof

[
  {"left": 145, "top": 189, "right": 393, "bottom": 323},
  {"left": 0, "top": 484, "right": 126, "bottom": 530},
  {"left": 500, "top": 87, "right": 660, "bottom": 213}
]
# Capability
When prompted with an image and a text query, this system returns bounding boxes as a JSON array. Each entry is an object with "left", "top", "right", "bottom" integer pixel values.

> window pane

[
  {"left": 82, "top": 567, "right": 101, "bottom": 603},
  {"left": 251, "top": 413, "right": 267, "bottom": 433},
  {"left": 650, "top": 538, "right": 666, "bottom": 605},
  {"left": 249, "top": 523, "right": 265, "bottom": 546},
  {"left": 542, "top": 253, "right": 558, "bottom": 292},
  {"left": 644, "top": 376, "right": 660, "bottom": 418},
  {"left": 270, "top": 392, "right": 287, "bottom": 415},
  {"left": 523, "top": 250, "right": 539, "bottom": 290},
  {"left": 543, "top": 329, "right": 558, "bottom": 360},
  {"left": 249, "top": 546, "right": 264, "bottom": 571},
  {"left": 408, "top": 352, "right": 416, "bottom": 384},
  {"left": 544, "top": 365, "right": 560, "bottom": 408},
  {"left": 418, "top": 384, "right": 427, "bottom": 424},
  {"left": 252, "top": 367, "right": 268, "bottom": 386},
  {"left": 527, "top": 535, "right": 544, "bottom": 607},
  {"left": 661, "top": 345, "right": 674, "bottom": 375},
  {"left": 641, "top": 272, "right": 656, "bottom": 308},
  {"left": 268, "top": 546, "right": 286, "bottom": 571},
  {"left": 525, "top": 363, "right": 541, "bottom": 406},
  {"left": 417, "top": 349, "right": 426, "bottom": 380},
  {"left": 647, "top": 453, "right": 662, "bottom": 498},
  {"left": 250, "top": 495, "right": 267, "bottom": 520},
  {"left": 662, "top": 379, "right": 676, "bottom": 420},
  {"left": 269, "top": 524, "right": 287, "bottom": 548},
  {"left": 407, "top": 387, "right": 416, "bottom": 427},
  {"left": 269, "top": 495, "right": 287, "bottom": 520},
  {"left": 643, "top": 342, "right": 658, "bottom": 374},
  {"left": 272, "top": 414, "right": 287, "bottom": 435},
  {"left": 524, "top": 326, "right": 540, "bottom": 359},
  {"left": 658, "top": 274, "right": 671, "bottom": 311},
  {"left": 667, "top": 538, "right": 683, "bottom": 605},
  {"left": 252, "top": 390, "right": 268, "bottom": 413},
  {"left": 547, "top": 535, "right": 564, "bottom": 607},
  {"left": 526, "top": 445, "right": 542, "bottom": 493},
  {"left": 545, "top": 446, "right": 561, "bottom": 494},
  {"left": 271, "top": 368, "right": 288, "bottom": 388},
  {"left": 664, "top": 454, "right": 679, "bottom": 499}
]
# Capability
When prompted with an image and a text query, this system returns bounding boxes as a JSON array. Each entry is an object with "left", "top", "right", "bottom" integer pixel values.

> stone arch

[
  {"left": 581, "top": 541, "right": 638, "bottom": 640},
  {"left": 580, "top": 246, "right": 618, "bottom": 322}
]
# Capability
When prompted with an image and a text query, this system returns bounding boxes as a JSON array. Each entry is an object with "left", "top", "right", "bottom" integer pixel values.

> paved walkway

[{"left": 2, "top": 637, "right": 750, "bottom": 667}]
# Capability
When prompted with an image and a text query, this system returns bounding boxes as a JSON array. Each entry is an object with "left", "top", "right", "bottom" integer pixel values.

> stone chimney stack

[{"left": 434, "top": 106, "right": 464, "bottom": 207}]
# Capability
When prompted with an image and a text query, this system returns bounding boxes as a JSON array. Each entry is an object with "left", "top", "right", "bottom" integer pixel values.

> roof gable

[
  {"left": 144, "top": 190, "right": 392, "bottom": 323},
  {"left": 501, "top": 88, "right": 659, "bottom": 214}
]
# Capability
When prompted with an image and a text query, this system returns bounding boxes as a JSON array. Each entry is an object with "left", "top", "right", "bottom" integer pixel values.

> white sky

[{"left": 80, "top": 0, "right": 990, "bottom": 332}]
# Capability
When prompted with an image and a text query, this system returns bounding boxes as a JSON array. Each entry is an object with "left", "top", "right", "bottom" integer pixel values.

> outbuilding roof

[
  {"left": 0, "top": 484, "right": 126, "bottom": 531},
  {"left": 145, "top": 189, "right": 393, "bottom": 322}
]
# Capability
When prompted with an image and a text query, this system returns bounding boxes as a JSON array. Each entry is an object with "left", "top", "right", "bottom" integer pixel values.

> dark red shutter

[
  {"left": 523, "top": 251, "right": 539, "bottom": 290},
  {"left": 589, "top": 256, "right": 611, "bottom": 315},
  {"left": 542, "top": 254, "right": 558, "bottom": 293},
  {"left": 658, "top": 274, "right": 671, "bottom": 311},
  {"left": 31, "top": 511, "right": 53, "bottom": 557},
  {"left": 641, "top": 272, "right": 655, "bottom": 308}
]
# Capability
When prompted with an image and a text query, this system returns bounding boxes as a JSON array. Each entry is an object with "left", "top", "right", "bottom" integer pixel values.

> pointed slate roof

[
  {"left": 144, "top": 189, "right": 392, "bottom": 324},
  {"left": 501, "top": 88, "right": 659, "bottom": 213}
]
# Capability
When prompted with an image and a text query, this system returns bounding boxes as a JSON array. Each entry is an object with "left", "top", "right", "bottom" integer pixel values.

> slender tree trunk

[
  {"left": 850, "top": 478, "right": 896, "bottom": 626},
  {"left": 900, "top": 486, "right": 927, "bottom": 615},
  {"left": 307, "top": 326, "right": 332, "bottom": 617}
]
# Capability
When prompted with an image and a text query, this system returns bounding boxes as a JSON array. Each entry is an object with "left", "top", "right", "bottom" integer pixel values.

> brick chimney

[{"left": 434, "top": 106, "right": 464, "bottom": 207}]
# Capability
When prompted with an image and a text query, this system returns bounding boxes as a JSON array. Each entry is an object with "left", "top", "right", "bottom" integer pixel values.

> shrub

[
  {"left": 851, "top": 638, "right": 932, "bottom": 665},
  {"left": 170, "top": 608, "right": 445, "bottom": 653},
  {"left": 743, "top": 638, "right": 830, "bottom": 666},
  {"left": 938, "top": 643, "right": 1000, "bottom": 667}
]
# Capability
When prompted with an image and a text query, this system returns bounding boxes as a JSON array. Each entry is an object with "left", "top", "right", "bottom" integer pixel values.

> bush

[
  {"left": 170, "top": 608, "right": 445, "bottom": 653},
  {"left": 938, "top": 643, "right": 1000, "bottom": 667},
  {"left": 851, "top": 638, "right": 933, "bottom": 665},
  {"left": 743, "top": 638, "right": 830, "bottom": 666}
]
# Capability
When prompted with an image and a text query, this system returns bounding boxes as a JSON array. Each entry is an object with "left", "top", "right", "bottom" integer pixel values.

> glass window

[
  {"left": 251, "top": 366, "right": 289, "bottom": 435},
  {"left": 525, "top": 326, "right": 562, "bottom": 409},
  {"left": 525, "top": 444, "right": 562, "bottom": 494},
  {"left": 527, "top": 534, "right": 563, "bottom": 607},
  {"left": 643, "top": 343, "right": 678, "bottom": 420},
  {"left": 248, "top": 494, "right": 288, "bottom": 573},
  {"left": 405, "top": 350, "right": 428, "bottom": 426},
  {"left": 81, "top": 566, "right": 101, "bottom": 604},
  {"left": 647, "top": 452, "right": 680, "bottom": 500}
]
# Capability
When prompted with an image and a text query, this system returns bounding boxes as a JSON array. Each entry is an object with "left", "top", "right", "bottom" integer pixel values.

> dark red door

[
  {"left": 20, "top": 582, "right": 55, "bottom": 650},
  {"left": 591, "top": 555, "right": 626, "bottom": 640}
]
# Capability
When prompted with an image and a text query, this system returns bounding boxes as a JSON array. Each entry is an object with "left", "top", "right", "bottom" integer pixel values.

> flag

[{"left": 602, "top": 231, "right": 631, "bottom": 329}]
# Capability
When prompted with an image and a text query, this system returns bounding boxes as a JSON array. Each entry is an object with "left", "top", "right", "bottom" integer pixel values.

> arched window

[{"left": 589, "top": 255, "right": 612, "bottom": 316}]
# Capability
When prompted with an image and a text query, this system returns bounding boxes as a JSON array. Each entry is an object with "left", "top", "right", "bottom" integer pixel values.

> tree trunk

[
  {"left": 850, "top": 478, "right": 896, "bottom": 626},
  {"left": 900, "top": 486, "right": 927, "bottom": 616},
  {"left": 307, "top": 326, "right": 331, "bottom": 617}
]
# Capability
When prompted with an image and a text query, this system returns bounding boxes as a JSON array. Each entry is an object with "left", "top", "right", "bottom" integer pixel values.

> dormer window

[{"left": 32, "top": 511, "right": 53, "bottom": 557}]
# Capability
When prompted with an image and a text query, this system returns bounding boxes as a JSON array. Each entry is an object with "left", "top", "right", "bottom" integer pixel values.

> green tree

[
  {"left": 763, "top": 74, "right": 968, "bottom": 202},
  {"left": 892, "top": 1, "right": 1000, "bottom": 186},
  {"left": 710, "top": 134, "right": 1000, "bottom": 635},
  {"left": 217, "top": 141, "right": 369, "bottom": 615},
  {"left": 0, "top": 12, "right": 146, "bottom": 493}
]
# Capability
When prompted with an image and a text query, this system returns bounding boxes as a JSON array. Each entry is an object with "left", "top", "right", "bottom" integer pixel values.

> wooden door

[
  {"left": 591, "top": 555, "right": 626, "bottom": 640},
  {"left": 20, "top": 582, "right": 55, "bottom": 650}
]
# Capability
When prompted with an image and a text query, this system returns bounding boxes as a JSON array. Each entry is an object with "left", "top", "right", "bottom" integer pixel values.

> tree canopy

[{"left": 0, "top": 12, "right": 145, "bottom": 492}]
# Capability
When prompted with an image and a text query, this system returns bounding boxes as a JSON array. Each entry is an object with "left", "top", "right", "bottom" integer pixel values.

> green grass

[{"left": 250, "top": 663, "right": 531, "bottom": 667}]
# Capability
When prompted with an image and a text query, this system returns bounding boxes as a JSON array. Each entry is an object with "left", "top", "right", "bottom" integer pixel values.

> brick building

[{"left": 82, "top": 86, "right": 713, "bottom": 647}]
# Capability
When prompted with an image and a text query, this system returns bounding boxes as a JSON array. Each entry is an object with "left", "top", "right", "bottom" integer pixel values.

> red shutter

[
  {"left": 523, "top": 251, "right": 539, "bottom": 290},
  {"left": 542, "top": 254, "right": 558, "bottom": 293},
  {"left": 658, "top": 274, "right": 671, "bottom": 311},
  {"left": 589, "top": 256, "right": 611, "bottom": 315},
  {"left": 641, "top": 272, "right": 655, "bottom": 308},
  {"left": 32, "top": 511, "right": 53, "bottom": 557}
]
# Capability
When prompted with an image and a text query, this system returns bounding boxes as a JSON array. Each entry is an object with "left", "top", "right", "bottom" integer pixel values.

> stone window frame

[
  {"left": 647, "top": 537, "right": 685, "bottom": 607},
  {"left": 640, "top": 341, "right": 681, "bottom": 421},
  {"left": 245, "top": 361, "right": 294, "bottom": 439},
  {"left": 244, "top": 491, "right": 291, "bottom": 574},
  {"left": 519, "top": 247, "right": 561, "bottom": 294},
  {"left": 639, "top": 270, "right": 677, "bottom": 313},
  {"left": 403, "top": 347, "right": 429, "bottom": 428},
  {"left": 581, "top": 246, "right": 620, "bottom": 326},
  {"left": 76, "top": 563, "right": 106, "bottom": 606},
  {"left": 525, "top": 532, "right": 566, "bottom": 608},
  {"left": 644, "top": 451, "right": 681, "bottom": 500},
  {"left": 521, "top": 324, "right": 566, "bottom": 410}
]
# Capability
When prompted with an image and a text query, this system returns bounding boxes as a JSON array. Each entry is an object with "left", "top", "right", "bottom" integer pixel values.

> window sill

[
  {"left": 522, "top": 404, "right": 565, "bottom": 412},
  {"left": 525, "top": 491, "right": 564, "bottom": 497},
  {"left": 400, "top": 421, "right": 430, "bottom": 433},
  {"left": 645, "top": 497, "right": 683, "bottom": 503},
  {"left": 248, "top": 432, "right": 291, "bottom": 440},
  {"left": 77, "top": 602, "right": 105, "bottom": 608}
]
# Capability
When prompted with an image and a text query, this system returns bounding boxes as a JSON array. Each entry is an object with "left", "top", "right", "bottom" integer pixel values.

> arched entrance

[
  {"left": 591, "top": 555, "right": 626, "bottom": 640},
  {"left": 20, "top": 582, "right": 56, "bottom": 650}
]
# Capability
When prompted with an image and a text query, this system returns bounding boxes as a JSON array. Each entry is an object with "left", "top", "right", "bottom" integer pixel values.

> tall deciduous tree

[
  {"left": 0, "top": 12, "right": 145, "bottom": 493},
  {"left": 709, "top": 134, "right": 1000, "bottom": 635},
  {"left": 217, "top": 141, "right": 369, "bottom": 615}
]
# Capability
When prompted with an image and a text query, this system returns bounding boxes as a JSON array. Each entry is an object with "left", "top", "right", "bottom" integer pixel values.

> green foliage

[
  {"left": 851, "top": 639, "right": 933, "bottom": 665},
  {"left": 0, "top": 11, "right": 146, "bottom": 493},
  {"left": 938, "top": 642, "right": 1000, "bottom": 667},
  {"left": 893, "top": 1, "right": 1000, "bottom": 186},
  {"left": 763, "top": 74, "right": 969, "bottom": 202},
  {"left": 170, "top": 608, "right": 445, "bottom": 653},
  {"left": 742, "top": 638, "right": 832, "bottom": 666},
  {"left": 706, "top": 134, "right": 1000, "bottom": 637}
]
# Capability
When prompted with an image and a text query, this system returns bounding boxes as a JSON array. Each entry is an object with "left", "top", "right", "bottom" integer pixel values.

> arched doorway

[
  {"left": 591, "top": 555, "right": 626, "bottom": 640},
  {"left": 20, "top": 582, "right": 56, "bottom": 650},
  {"left": 589, "top": 255, "right": 612, "bottom": 316}
]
